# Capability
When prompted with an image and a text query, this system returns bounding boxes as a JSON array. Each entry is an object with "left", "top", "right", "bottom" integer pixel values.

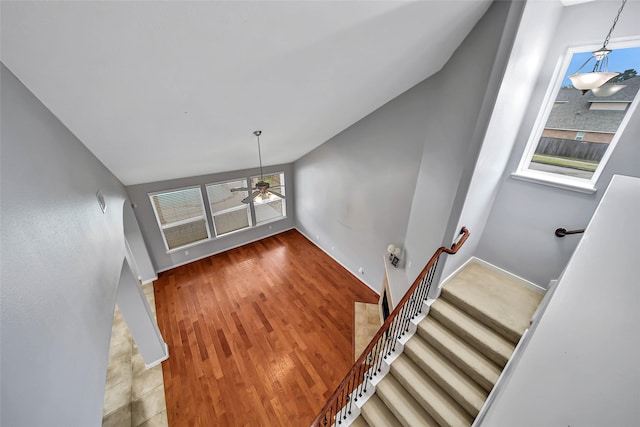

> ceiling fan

[{"left": 231, "top": 130, "right": 285, "bottom": 204}]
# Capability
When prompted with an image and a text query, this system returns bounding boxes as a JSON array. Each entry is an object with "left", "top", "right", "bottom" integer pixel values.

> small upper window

[
  {"left": 251, "top": 172, "right": 286, "bottom": 224},
  {"left": 514, "top": 42, "right": 640, "bottom": 193},
  {"left": 206, "top": 179, "right": 252, "bottom": 237},
  {"left": 149, "top": 186, "right": 210, "bottom": 251}
]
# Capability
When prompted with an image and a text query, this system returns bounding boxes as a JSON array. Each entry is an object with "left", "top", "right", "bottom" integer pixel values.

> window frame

[
  {"left": 148, "top": 171, "right": 288, "bottom": 253},
  {"left": 149, "top": 185, "right": 211, "bottom": 252},
  {"left": 250, "top": 171, "right": 287, "bottom": 225},
  {"left": 512, "top": 39, "right": 640, "bottom": 194},
  {"left": 205, "top": 178, "right": 253, "bottom": 237}
]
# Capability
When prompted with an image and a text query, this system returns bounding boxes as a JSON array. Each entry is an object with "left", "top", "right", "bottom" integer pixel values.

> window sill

[
  {"left": 165, "top": 216, "right": 288, "bottom": 253},
  {"left": 166, "top": 238, "right": 211, "bottom": 254},
  {"left": 511, "top": 170, "right": 597, "bottom": 194},
  {"left": 255, "top": 215, "right": 287, "bottom": 228}
]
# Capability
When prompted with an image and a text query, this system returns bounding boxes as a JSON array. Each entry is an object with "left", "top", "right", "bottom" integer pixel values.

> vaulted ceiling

[{"left": 1, "top": 1, "right": 494, "bottom": 185}]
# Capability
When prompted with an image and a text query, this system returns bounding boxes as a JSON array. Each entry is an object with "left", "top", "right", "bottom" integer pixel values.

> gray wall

[
  {"left": 1, "top": 64, "right": 130, "bottom": 426},
  {"left": 124, "top": 199, "right": 157, "bottom": 283},
  {"left": 117, "top": 259, "right": 167, "bottom": 365},
  {"left": 474, "top": 0, "right": 640, "bottom": 287},
  {"left": 401, "top": 0, "right": 515, "bottom": 287},
  {"left": 294, "top": 91, "right": 424, "bottom": 290},
  {"left": 126, "top": 163, "right": 295, "bottom": 272},
  {"left": 440, "top": 0, "right": 564, "bottom": 282},
  {"left": 294, "top": 1, "right": 514, "bottom": 293}
]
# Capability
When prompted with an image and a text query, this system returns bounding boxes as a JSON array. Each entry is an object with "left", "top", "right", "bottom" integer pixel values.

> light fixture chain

[
  {"left": 602, "top": 0, "right": 627, "bottom": 49},
  {"left": 256, "top": 131, "right": 264, "bottom": 180}
]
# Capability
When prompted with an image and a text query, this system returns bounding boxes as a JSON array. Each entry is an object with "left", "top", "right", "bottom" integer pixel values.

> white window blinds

[{"left": 150, "top": 187, "right": 210, "bottom": 251}]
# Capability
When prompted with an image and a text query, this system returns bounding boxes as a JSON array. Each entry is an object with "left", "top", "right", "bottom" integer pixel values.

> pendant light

[
  {"left": 568, "top": 0, "right": 627, "bottom": 92},
  {"left": 590, "top": 83, "right": 626, "bottom": 97}
]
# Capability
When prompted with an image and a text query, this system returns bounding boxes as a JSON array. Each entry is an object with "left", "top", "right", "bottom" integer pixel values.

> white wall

[
  {"left": 1, "top": 64, "right": 130, "bottom": 426},
  {"left": 480, "top": 175, "right": 640, "bottom": 426},
  {"left": 473, "top": 0, "right": 640, "bottom": 287},
  {"left": 126, "top": 163, "right": 295, "bottom": 272}
]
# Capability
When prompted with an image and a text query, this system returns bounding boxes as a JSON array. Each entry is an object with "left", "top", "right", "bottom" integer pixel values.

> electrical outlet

[
  {"left": 407, "top": 260, "right": 412, "bottom": 269},
  {"left": 185, "top": 250, "right": 189, "bottom": 256},
  {"left": 268, "top": 225, "right": 272, "bottom": 230},
  {"left": 316, "top": 235, "right": 320, "bottom": 240},
  {"left": 358, "top": 267, "right": 364, "bottom": 274},
  {"left": 331, "top": 246, "right": 335, "bottom": 251}
]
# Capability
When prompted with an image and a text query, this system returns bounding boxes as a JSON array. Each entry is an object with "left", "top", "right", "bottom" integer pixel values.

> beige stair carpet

[
  {"left": 441, "top": 262, "right": 542, "bottom": 343},
  {"left": 357, "top": 261, "right": 543, "bottom": 427}
]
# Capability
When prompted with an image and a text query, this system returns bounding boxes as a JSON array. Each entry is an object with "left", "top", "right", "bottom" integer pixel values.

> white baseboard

[
  {"left": 156, "top": 227, "right": 295, "bottom": 273},
  {"left": 145, "top": 342, "right": 169, "bottom": 369},
  {"left": 141, "top": 276, "right": 158, "bottom": 285},
  {"left": 440, "top": 256, "right": 545, "bottom": 294},
  {"left": 154, "top": 226, "right": 379, "bottom": 295},
  {"left": 294, "top": 227, "right": 379, "bottom": 295}
]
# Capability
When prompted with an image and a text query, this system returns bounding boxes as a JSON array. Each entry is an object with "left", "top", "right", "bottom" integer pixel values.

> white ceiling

[{"left": 1, "top": 0, "right": 492, "bottom": 185}]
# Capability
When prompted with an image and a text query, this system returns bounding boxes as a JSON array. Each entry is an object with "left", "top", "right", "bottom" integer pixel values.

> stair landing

[
  {"left": 354, "top": 260, "right": 544, "bottom": 427},
  {"left": 441, "top": 262, "right": 543, "bottom": 343}
]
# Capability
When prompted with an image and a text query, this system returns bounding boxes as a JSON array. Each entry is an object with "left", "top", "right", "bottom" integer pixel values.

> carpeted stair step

[
  {"left": 350, "top": 415, "right": 369, "bottom": 427},
  {"left": 441, "top": 262, "right": 542, "bottom": 344},
  {"left": 430, "top": 298, "right": 515, "bottom": 367},
  {"left": 359, "top": 394, "right": 399, "bottom": 427},
  {"left": 417, "top": 316, "right": 500, "bottom": 392},
  {"left": 390, "top": 353, "right": 473, "bottom": 427},
  {"left": 404, "top": 333, "right": 488, "bottom": 418},
  {"left": 376, "top": 374, "right": 440, "bottom": 427},
  {"left": 351, "top": 262, "right": 544, "bottom": 427}
]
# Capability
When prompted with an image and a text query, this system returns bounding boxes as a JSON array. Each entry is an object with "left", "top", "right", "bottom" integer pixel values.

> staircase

[{"left": 354, "top": 261, "right": 543, "bottom": 427}]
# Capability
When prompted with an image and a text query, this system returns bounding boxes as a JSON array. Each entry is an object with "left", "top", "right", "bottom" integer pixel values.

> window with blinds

[
  {"left": 206, "top": 179, "right": 252, "bottom": 236},
  {"left": 251, "top": 172, "right": 286, "bottom": 224},
  {"left": 149, "top": 186, "right": 210, "bottom": 251}
]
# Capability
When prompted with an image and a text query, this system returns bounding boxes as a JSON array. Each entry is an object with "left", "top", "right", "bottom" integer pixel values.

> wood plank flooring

[{"left": 154, "top": 229, "right": 379, "bottom": 426}]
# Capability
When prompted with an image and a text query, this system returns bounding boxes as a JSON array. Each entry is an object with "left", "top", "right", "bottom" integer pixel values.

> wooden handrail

[{"left": 310, "top": 227, "right": 470, "bottom": 427}]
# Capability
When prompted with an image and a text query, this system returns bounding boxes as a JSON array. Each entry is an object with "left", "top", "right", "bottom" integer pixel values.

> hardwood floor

[{"left": 154, "top": 229, "right": 379, "bottom": 426}]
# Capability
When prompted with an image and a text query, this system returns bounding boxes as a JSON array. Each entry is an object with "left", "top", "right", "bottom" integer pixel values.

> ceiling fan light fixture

[
  {"left": 231, "top": 130, "right": 286, "bottom": 204},
  {"left": 568, "top": 0, "right": 627, "bottom": 92},
  {"left": 254, "top": 191, "right": 278, "bottom": 204}
]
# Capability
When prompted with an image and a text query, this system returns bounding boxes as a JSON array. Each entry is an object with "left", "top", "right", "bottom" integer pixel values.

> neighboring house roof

[{"left": 546, "top": 76, "right": 639, "bottom": 133}]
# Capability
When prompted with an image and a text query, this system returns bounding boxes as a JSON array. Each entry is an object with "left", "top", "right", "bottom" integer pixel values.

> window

[
  {"left": 206, "top": 179, "right": 252, "bottom": 236},
  {"left": 150, "top": 186, "right": 210, "bottom": 251},
  {"left": 514, "top": 42, "right": 640, "bottom": 193},
  {"left": 149, "top": 172, "right": 288, "bottom": 250},
  {"left": 251, "top": 172, "right": 286, "bottom": 224}
]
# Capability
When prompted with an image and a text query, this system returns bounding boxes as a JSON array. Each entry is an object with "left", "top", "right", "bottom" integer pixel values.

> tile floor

[
  {"left": 102, "top": 283, "right": 168, "bottom": 427},
  {"left": 354, "top": 301, "right": 382, "bottom": 361}
]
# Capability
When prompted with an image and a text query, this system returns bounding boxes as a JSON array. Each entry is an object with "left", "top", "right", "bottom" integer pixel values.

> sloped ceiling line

[{"left": 1, "top": 0, "right": 492, "bottom": 185}]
